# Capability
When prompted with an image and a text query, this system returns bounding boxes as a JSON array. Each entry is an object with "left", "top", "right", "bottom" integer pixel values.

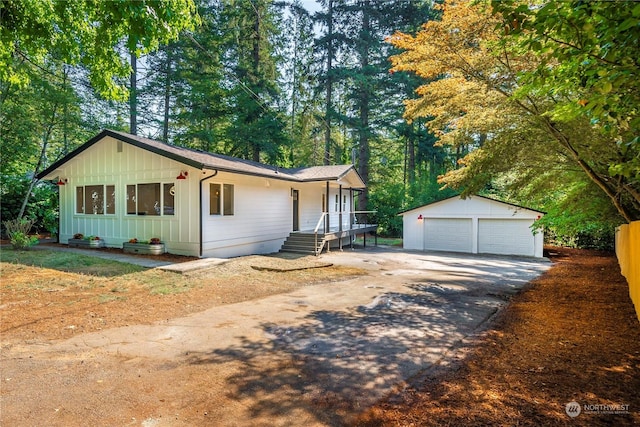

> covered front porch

[{"left": 281, "top": 211, "right": 378, "bottom": 255}]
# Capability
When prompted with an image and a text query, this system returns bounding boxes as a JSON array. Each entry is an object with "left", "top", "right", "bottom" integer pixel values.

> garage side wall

[
  {"left": 615, "top": 222, "right": 640, "bottom": 323},
  {"left": 402, "top": 214, "right": 424, "bottom": 250}
]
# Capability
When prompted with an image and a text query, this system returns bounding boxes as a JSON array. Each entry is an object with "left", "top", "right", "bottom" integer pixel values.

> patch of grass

[
  {"left": 139, "top": 270, "right": 195, "bottom": 295},
  {"left": 98, "top": 294, "right": 127, "bottom": 303},
  {"left": 353, "top": 236, "right": 403, "bottom": 246},
  {"left": 0, "top": 248, "right": 146, "bottom": 277}
]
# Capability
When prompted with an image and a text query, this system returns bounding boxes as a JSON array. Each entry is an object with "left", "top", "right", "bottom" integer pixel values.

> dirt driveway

[{"left": 1, "top": 247, "right": 549, "bottom": 426}]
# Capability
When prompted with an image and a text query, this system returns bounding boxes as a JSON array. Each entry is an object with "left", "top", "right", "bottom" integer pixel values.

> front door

[{"left": 292, "top": 189, "right": 299, "bottom": 231}]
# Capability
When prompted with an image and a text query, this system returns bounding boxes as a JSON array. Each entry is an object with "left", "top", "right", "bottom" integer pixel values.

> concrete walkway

[
  {"left": 25, "top": 241, "right": 224, "bottom": 270},
  {"left": 27, "top": 243, "right": 177, "bottom": 268}
]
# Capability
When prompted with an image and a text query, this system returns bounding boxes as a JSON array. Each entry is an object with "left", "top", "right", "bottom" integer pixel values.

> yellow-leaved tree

[{"left": 387, "top": 0, "right": 639, "bottom": 223}]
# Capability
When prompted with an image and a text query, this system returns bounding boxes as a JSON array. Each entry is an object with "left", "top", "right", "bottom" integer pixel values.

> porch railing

[{"left": 312, "top": 210, "right": 377, "bottom": 255}]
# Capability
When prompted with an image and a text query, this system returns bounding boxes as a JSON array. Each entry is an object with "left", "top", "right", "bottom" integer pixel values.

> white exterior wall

[
  {"left": 55, "top": 135, "right": 358, "bottom": 258},
  {"left": 291, "top": 183, "right": 354, "bottom": 232},
  {"left": 401, "top": 197, "right": 544, "bottom": 258},
  {"left": 201, "top": 173, "right": 293, "bottom": 257},
  {"left": 200, "top": 177, "right": 343, "bottom": 257},
  {"left": 57, "top": 136, "right": 200, "bottom": 256},
  {"left": 298, "top": 182, "right": 325, "bottom": 231}
]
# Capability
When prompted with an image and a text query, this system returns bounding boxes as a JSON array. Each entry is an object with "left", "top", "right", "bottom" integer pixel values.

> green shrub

[
  {"left": 3, "top": 218, "right": 39, "bottom": 250},
  {"left": 0, "top": 175, "right": 58, "bottom": 237}
]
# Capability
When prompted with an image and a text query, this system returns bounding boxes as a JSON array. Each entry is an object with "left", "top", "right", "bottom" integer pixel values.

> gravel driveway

[{"left": 3, "top": 247, "right": 550, "bottom": 426}]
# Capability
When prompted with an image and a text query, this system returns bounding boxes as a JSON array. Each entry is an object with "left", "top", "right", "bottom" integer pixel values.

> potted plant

[
  {"left": 123, "top": 237, "right": 166, "bottom": 255},
  {"left": 68, "top": 233, "right": 105, "bottom": 248}
]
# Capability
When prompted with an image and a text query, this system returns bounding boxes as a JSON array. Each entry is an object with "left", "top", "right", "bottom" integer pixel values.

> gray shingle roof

[{"left": 37, "top": 129, "right": 365, "bottom": 188}]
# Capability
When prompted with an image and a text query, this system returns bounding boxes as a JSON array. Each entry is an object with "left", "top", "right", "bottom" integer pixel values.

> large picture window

[
  {"left": 126, "top": 183, "right": 175, "bottom": 216},
  {"left": 75, "top": 185, "right": 115, "bottom": 215},
  {"left": 209, "top": 183, "right": 234, "bottom": 216}
]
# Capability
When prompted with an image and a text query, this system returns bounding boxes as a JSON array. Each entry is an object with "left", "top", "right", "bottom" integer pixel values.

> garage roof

[{"left": 398, "top": 195, "right": 545, "bottom": 215}]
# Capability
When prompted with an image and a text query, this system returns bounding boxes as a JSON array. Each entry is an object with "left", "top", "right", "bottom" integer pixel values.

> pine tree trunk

[
  {"left": 162, "top": 46, "right": 172, "bottom": 142},
  {"left": 130, "top": 52, "right": 137, "bottom": 135},
  {"left": 323, "top": 0, "right": 334, "bottom": 166},
  {"left": 357, "top": 0, "right": 371, "bottom": 211}
]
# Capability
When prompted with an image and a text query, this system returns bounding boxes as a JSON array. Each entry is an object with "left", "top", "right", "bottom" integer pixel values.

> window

[
  {"left": 223, "top": 184, "right": 234, "bottom": 215},
  {"left": 343, "top": 195, "right": 347, "bottom": 212},
  {"left": 76, "top": 187, "right": 84, "bottom": 214},
  {"left": 209, "top": 183, "right": 234, "bottom": 216},
  {"left": 75, "top": 185, "right": 115, "bottom": 215},
  {"left": 126, "top": 183, "right": 175, "bottom": 216},
  {"left": 335, "top": 194, "right": 339, "bottom": 212},
  {"left": 163, "top": 183, "right": 175, "bottom": 215}
]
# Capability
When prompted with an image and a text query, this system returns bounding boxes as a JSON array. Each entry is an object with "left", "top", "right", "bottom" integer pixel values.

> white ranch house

[
  {"left": 38, "top": 130, "right": 376, "bottom": 257},
  {"left": 400, "top": 196, "right": 545, "bottom": 258}
]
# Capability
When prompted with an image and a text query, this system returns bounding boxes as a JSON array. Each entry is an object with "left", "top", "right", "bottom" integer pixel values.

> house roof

[
  {"left": 398, "top": 194, "right": 545, "bottom": 215},
  {"left": 37, "top": 129, "right": 366, "bottom": 188}
]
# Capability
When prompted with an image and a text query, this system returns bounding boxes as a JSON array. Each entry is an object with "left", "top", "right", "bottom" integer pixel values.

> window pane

[
  {"left": 106, "top": 185, "right": 115, "bottom": 214},
  {"left": 85, "top": 185, "right": 104, "bottom": 215},
  {"left": 137, "top": 183, "right": 160, "bottom": 215},
  {"left": 126, "top": 185, "right": 136, "bottom": 215},
  {"left": 76, "top": 186, "right": 84, "bottom": 214},
  {"left": 163, "top": 184, "right": 175, "bottom": 215},
  {"left": 223, "top": 184, "right": 234, "bottom": 216},
  {"left": 210, "top": 183, "right": 221, "bottom": 215}
]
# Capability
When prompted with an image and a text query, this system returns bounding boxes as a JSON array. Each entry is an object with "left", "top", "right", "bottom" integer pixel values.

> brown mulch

[{"left": 352, "top": 247, "right": 640, "bottom": 426}]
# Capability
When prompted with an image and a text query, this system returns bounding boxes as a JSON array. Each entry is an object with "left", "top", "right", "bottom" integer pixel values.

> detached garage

[{"left": 400, "top": 195, "right": 544, "bottom": 258}]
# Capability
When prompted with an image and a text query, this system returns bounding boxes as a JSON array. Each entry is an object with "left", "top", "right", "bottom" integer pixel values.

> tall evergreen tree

[{"left": 222, "top": 0, "right": 290, "bottom": 163}]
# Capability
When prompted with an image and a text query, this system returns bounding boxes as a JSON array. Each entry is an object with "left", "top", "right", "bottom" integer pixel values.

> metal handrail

[
  {"left": 350, "top": 210, "right": 376, "bottom": 228},
  {"left": 313, "top": 212, "right": 328, "bottom": 234},
  {"left": 313, "top": 212, "right": 328, "bottom": 256},
  {"left": 310, "top": 210, "right": 377, "bottom": 256}
]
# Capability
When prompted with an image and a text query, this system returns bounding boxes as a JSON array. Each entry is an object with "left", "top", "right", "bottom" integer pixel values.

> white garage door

[
  {"left": 478, "top": 219, "right": 535, "bottom": 256},
  {"left": 424, "top": 218, "right": 473, "bottom": 253}
]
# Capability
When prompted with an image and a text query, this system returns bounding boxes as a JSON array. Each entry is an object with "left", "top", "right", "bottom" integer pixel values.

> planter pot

[
  {"left": 123, "top": 242, "right": 166, "bottom": 255},
  {"left": 68, "top": 238, "right": 105, "bottom": 248}
]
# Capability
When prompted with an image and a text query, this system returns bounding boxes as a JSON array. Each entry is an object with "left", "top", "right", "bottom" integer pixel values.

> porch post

[
  {"left": 350, "top": 188, "right": 354, "bottom": 249},
  {"left": 339, "top": 185, "right": 343, "bottom": 232},
  {"left": 350, "top": 189, "right": 354, "bottom": 229},
  {"left": 325, "top": 181, "right": 330, "bottom": 233}
]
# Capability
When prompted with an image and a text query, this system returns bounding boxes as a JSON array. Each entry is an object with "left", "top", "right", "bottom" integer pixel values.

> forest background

[{"left": 1, "top": 0, "right": 639, "bottom": 250}]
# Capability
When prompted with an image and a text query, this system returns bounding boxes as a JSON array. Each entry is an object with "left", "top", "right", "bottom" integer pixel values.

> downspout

[
  {"left": 57, "top": 178, "right": 62, "bottom": 243},
  {"left": 199, "top": 169, "right": 218, "bottom": 257}
]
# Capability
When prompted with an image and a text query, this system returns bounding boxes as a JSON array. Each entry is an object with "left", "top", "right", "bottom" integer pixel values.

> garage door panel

[
  {"left": 424, "top": 218, "right": 472, "bottom": 253},
  {"left": 478, "top": 219, "right": 534, "bottom": 256}
]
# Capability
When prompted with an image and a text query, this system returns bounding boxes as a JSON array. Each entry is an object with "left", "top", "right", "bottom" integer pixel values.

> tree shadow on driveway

[{"left": 185, "top": 280, "right": 512, "bottom": 424}]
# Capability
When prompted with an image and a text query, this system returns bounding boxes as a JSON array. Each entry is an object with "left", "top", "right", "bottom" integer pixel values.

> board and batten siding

[{"left": 58, "top": 136, "right": 200, "bottom": 255}]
